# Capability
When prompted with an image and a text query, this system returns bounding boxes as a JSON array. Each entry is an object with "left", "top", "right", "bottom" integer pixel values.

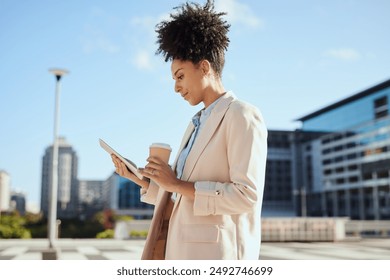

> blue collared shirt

[{"left": 175, "top": 95, "right": 223, "bottom": 179}]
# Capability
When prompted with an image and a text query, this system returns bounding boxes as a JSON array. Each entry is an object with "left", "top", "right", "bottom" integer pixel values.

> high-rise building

[
  {"left": 104, "top": 172, "right": 120, "bottom": 211},
  {"left": 40, "top": 137, "right": 78, "bottom": 219},
  {"left": 262, "top": 130, "right": 325, "bottom": 217},
  {"left": 296, "top": 78, "right": 390, "bottom": 220},
  {"left": 0, "top": 170, "right": 10, "bottom": 212},
  {"left": 262, "top": 130, "right": 295, "bottom": 217},
  {"left": 262, "top": 79, "right": 390, "bottom": 220},
  {"left": 103, "top": 173, "right": 154, "bottom": 219},
  {"left": 117, "top": 176, "right": 154, "bottom": 218},
  {"left": 10, "top": 191, "right": 26, "bottom": 215},
  {"left": 78, "top": 180, "right": 105, "bottom": 219}
]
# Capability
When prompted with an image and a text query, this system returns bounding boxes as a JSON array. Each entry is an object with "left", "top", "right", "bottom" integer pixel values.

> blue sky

[{"left": 1, "top": 0, "right": 389, "bottom": 212}]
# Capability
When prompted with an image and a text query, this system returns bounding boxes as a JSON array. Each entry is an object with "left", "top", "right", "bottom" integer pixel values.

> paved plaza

[
  {"left": 260, "top": 238, "right": 390, "bottom": 260},
  {"left": 0, "top": 238, "right": 389, "bottom": 260}
]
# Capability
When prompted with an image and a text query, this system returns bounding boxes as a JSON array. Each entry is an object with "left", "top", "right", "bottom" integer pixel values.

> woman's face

[{"left": 171, "top": 59, "right": 208, "bottom": 106}]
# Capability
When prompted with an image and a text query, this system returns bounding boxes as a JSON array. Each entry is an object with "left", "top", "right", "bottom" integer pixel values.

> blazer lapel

[{"left": 181, "top": 92, "right": 236, "bottom": 182}]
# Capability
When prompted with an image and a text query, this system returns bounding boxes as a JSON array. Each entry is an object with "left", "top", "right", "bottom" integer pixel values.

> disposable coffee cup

[{"left": 149, "top": 143, "right": 172, "bottom": 163}]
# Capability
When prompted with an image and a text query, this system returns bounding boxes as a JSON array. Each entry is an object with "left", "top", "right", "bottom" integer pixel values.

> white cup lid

[{"left": 150, "top": 143, "right": 172, "bottom": 150}]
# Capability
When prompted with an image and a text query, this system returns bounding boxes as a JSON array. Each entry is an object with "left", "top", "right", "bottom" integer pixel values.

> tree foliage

[{"left": 0, "top": 212, "right": 32, "bottom": 239}]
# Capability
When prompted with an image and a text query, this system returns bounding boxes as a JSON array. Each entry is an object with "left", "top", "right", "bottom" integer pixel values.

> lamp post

[
  {"left": 293, "top": 186, "right": 307, "bottom": 217},
  {"left": 45, "top": 68, "right": 69, "bottom": 258},
  {"left": 300, "top": 186, "right": 307, "bottom": 217}
]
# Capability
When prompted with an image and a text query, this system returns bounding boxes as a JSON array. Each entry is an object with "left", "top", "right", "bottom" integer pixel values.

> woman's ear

[{"left": 200, "top": 59, "right": 211, "bottom": 75}]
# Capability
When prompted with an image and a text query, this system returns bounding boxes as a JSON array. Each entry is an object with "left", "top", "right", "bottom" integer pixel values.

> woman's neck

[{"left": 203, "top": 81, "right": 225, "bottom": 108}]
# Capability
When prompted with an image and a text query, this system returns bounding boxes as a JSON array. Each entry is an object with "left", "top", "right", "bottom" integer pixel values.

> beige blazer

[{"left": 141, "top": 91, "right": 267, "bottom": 260}]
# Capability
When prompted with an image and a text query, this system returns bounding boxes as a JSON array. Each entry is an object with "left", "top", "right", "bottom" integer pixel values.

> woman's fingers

[
  {"left": 111, "top": 154, "right": 129, "bottom": 176},
  {"left": 111, "top": 154, "right": 121, "bottom": 167}
]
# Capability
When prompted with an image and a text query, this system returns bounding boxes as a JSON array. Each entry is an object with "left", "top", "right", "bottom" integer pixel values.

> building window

[
  {"left": 335, "top": 167, "right": 344, "bottom": 173},
  {"left": 346, "top": 142, "right": 357, "bottom": 149},
  {"left": 374, "top": 96, "right": 388, "bottom": 119},
  {"left": 324, "top": 169, "right": 332, "bottom": 175},
  {"left": 347, "top": 153, "right": 357, "bottom": 160},
  {"left": 334, "top": 156, "right": 343, "bottom": 162},
  {"left": 334, "top": 145, "right": 343, "bottom": 152},
  {"left": 348, "top": 176, "right": 359, "bottom": 183},
  {"left": 336, "top": 178, "right": 345, "bottom": 185}
]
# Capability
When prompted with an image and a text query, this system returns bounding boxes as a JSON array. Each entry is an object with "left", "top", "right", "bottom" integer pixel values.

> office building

[
  {"left": 262, "top": 130, "right": 294, "bottom": 217},
  {"left": 296, "top": 79, "right": 390, "bottom": 220},
  {"left": 40, "top": 137, "right": 79, "bottom": 219},
  {"left": 118, "top": 176, "right": 154, "bottom": 218},
  {"left": 104, "top": 173, "right": 153, "bottom": 219},
  {"left": 262, "top": 130, "right": 325, "bottom": 217},
  {"left": 104, "top": 173, "right": 120, "bottom": 211},
  {"left": 10, "top": 191, "right": 26, "bottom": 215},
  {"left": 78, "top": 180, "right": 105, "bottom": 219},
  {"left": 78, "top": 172, "right": 154, "bottom": 219}
]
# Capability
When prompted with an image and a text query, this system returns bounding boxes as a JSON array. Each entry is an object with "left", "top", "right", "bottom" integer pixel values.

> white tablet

[{"left": 99, "top": 138, "right": 143, "bottom": 180}]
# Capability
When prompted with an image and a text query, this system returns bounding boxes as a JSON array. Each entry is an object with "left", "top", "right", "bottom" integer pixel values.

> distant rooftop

[
  {"left": 296, "top": 78, "right": 390, "bottom": 122},
  {"left": 58, "top": 136, "right": 71, "bottom": 147}
]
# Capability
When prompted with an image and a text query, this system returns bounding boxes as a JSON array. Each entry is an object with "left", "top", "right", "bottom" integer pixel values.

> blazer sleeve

[
  {"left": 140, "top": 180, "right": 160, "bottom": 205},
  {"left": 193, "top": 103, "right": 268, "bottom": 216}
]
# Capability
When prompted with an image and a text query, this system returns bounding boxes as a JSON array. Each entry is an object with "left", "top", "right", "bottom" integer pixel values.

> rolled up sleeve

[
  {"left": 140, "top": 180, "right": 160, "bottom": 205},
  {"left": 194, "top": 181, "right": 258, "bottom": 216},
  {"left": 193, "top": 181, "right": 222, "bottom": 216}
]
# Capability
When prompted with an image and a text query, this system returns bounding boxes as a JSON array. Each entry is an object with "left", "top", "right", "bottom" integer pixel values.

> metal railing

[
  {"left": 113, "top": 218, "right": 390, "bottom": 242},
  {"left": 345, "top": 220, "right": 390, "bottom": 237},
  {"left": 261, "top": 218, "right": 348, "bottom": 242}
]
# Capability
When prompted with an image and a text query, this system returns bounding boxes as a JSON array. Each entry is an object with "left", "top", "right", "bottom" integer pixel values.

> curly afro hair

[{"left": 155, "top": 0, "right": 230, "bottom": 77}]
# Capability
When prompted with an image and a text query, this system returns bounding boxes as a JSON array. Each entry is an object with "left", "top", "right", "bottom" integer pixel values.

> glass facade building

[
  {"left": 297, "top": 79, "right": 390, "bottom": 220},
  {"left": 117, "top": 177, "right": 154, "bottom": 219},
  {"left": 78, "top": 180, "right": 105, "bottom": 220},
  {"left": 262, "top": 130, "right": 326, "bottom": 217}
]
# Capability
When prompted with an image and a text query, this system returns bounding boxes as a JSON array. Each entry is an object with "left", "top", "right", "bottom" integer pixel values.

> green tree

[{"left": 0, "top": 213, "right": 31, "bottom": 239}]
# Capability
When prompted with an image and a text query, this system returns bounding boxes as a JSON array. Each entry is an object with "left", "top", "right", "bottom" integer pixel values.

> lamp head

[{"left": 49, "top": 68, "right": 69, "bottom": 81}]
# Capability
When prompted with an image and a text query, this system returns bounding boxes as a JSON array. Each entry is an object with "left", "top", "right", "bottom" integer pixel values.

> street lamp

[
  {"left": 293, "top": 186, "right": 307, "bottom": 217},
  {"left": 45, "top": 68, "right": 69, "bottom": 258},
  {"left": 300, "top": 186, "right": 307, "bottom": 217}
]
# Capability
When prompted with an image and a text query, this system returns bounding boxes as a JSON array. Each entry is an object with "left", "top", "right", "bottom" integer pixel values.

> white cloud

[
  {"left": 130, "top": 13, "right": 170, "bottom": 32},
  {"left": 133, "top": 50, "right": 154, "bottom": 70},
  {"left": 130, "top": 16, "right": 157, "bottom": 30},
  {"left": 128, "top": 13, "right": 171, "bottom": 71},
  {"left": 324, "top": 48, "right": 361, "bottom": 61},
  {"left": 215, "top": 0, "right": 264, "bottom": 29}
]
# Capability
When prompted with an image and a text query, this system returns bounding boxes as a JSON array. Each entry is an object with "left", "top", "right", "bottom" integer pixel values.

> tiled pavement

[
  {"left": 260, "top": 238, "right": 390, "bottom": 260},
  {"left": 0, "top": 238, "right": 389, "bottom": 260},
  {"left": 0, "top": 239, "right": 144, "bottom": 260}
]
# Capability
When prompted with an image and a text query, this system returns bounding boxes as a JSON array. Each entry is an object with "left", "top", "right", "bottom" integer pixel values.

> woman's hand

[
  {"left": 140, "top": 156, "right": 195, "bottom": 198},
  {"left": 140, "top": 156, "right": 180, "bottom": 193},
  {"left": 111, "top": 154, "right": 149, "bottom": 189}
]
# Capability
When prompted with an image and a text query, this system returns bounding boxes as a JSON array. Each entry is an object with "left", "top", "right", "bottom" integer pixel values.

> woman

[{"left": 112, "top": 0, "right": 267, "bottom": 260}]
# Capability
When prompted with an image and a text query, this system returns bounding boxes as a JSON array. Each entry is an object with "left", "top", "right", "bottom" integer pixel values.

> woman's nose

[{"left": 174, "top": 82, "right": 181, "bottom": 93}]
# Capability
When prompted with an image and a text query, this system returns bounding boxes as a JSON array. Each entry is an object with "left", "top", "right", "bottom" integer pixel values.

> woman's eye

[{"left": 178, "top": 74, "right": 184, "bottom": 80}]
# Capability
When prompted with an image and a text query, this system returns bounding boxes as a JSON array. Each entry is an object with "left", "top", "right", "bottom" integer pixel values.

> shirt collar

[{"left": 192, "top": 94, "right": 225, "bottom": 127}]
